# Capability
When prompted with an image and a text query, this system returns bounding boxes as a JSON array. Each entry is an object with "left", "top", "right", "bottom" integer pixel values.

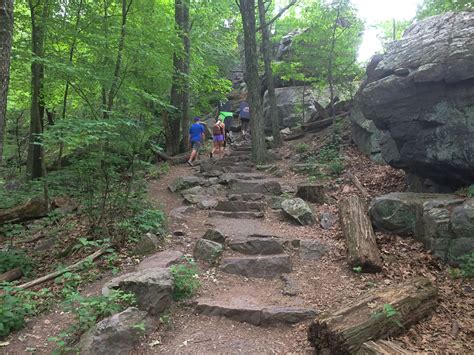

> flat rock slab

[
  {"left": 202, "top": 228, "right": 226, "bottom": 244},
  {"left": 229, "top": 180, "right": 282, "bottom": 196},
  {"left": 228, "top": 193, "right": 266, "bottom": 201},
  {"left": 215, "top": 200, "right": 265, "bottom": 212},
  {"left": 299, "top": 240, "right": 328, "bottom": 261},
  {"left": 228, "top": 237, "right": 285, "bottom": 255},
  {"left": 221, "top": 255, "right": 291, "bottom": 278},
  {"left": 136, "top": 250, "right": 183, "bottom": 271},
  {"left": 195, "top": 300, "right": 316, "bottom": 326},
  {"left": 209, "top": 211, "right": 264, "bottom": 219},
  {"left": 193, "top": 238, "right": 224, "bottom": 264}
]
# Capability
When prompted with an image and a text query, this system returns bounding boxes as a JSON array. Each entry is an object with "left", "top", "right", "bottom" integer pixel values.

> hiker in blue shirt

[
  {"left": 239, "top": 101, "right": 250, "bottom": 137},
  {"left": 187, "top": 117, "right": 206, "bottom": 167}
]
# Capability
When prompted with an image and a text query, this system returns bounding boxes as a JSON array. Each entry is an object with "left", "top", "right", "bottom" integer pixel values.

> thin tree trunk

[
  {"left": 239, "top": 0, "right": 267, "bottom": 163},
  {"left": 107, "top": 0, "right": 132, "bottom": 115},
  {"left": 181, "top": 0, "right": 190, "bottom": 152},
  {"left": 0, "top": 0, "right": 14, "bottom": 163},
  {"left": 258, "top": 0, "right": 281, "bottom": 147},
  {"left": 167, "top": 0, "right": 184, "bottom": 156},
  {"left": 328, "top": 2, "right": 341, "bottom": 140},
  {"left": 27, "top": 0, "right": 48, "bottom": 180},
  {"left": 58, "top": 0, "right": 84, "bottom": 167}
]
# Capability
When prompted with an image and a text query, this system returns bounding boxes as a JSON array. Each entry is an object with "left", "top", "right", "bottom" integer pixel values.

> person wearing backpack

[{"left": 210, "top": 116, "right": 225, "bottom": 158}]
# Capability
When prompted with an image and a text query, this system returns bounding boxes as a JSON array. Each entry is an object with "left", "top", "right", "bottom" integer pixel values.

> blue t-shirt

[
  {"left": 189, "top": 123, "right": 205, "bottom": 143},
  {"left": 239, "top": 101, "right": 250, "bottom": 119}
]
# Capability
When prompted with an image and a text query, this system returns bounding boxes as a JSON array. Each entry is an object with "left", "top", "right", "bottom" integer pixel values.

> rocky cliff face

[{"left": 354, "top": 12, "right": 474, "bottom": 190}]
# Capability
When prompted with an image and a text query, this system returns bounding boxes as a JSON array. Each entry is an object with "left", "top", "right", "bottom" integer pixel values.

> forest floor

[{"left": 3, "top": 127, "right": 474, "bottom": 354}]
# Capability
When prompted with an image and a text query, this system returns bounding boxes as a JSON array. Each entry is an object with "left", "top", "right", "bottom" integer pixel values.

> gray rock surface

[
  {"left": 78, "top": 307, "right": 153, "bottom": 355},
  {"left": 221, "top": 255, "right": 291, "bottom": 278},
  {"left": 169, "top": 176, "right": 202, "bottom": 192},
  {"left": 193, "top": 238, "right": 224, "bottom": 264},
  {"left": 356, "top": 12, "right": 474, "bottom": 188},
  {"left": 229, "top": 180, "right": 281, "bottom": 195},
  {"left": 370, "top": 193, "right": 473, "bottom": 261},
  {"left": 133, "top": 233, "right": 161, "bottom": 256},
  {"left": 137, "top": 250, "right": 183, "bottom": 271},
  {"left": 103, "top": 269, "right": 173, "bottom": 315},
  {"left": 281, "top": 198, "right": 315, "bottom": 226},
  {"left": 299, "top": 240, "right": 328, "bottom": 260},
  {"left": 319, "top": 212, "right": 335, "bottom": 230},
  {"left": 228, "top": 237, "right": 285, "bottom": 255},
  {"left": 202, "top": 228, "right": 226, "bottom": 244}
]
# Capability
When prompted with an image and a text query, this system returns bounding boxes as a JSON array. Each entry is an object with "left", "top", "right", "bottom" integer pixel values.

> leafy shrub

[
  {"left": 295, "top": 143, "right": 309, "bottom": 154},
  {"left": 170, "top": 257, "right": 200, "bottom": 300},
  {"left": 328, "top": 159, "right": 344, "bottom": 176},
  {"left": 119, "top": 208, "right": 166, "bottom": 241},
  {"left": 468, "top": 185, "right": 474, "bottom": 198},
  {"left": 450, "top": 253, "right": 474, "bottom": 279},
  {"left": 0, "top": 249, "right": 35, "bottom": 276},
  {"left": 0, "top": 286, "right": 51, "bottom": 337}
]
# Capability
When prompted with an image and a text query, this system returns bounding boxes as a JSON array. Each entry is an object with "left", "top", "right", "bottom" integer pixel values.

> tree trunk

[
  {"left": 166, "top": 0, "right": 185, "bottom": 156},
  {"left": 308, "top": 277, "right": 438, "bottom": 354},
  {"left": 0, "top": 197, "right": 48, "bottom": 225},
  {"left": 328, "top": 3, "right": 341, "bottom": 140},
  {"left": 180, "top": 0, "right": 190, "bottom": 152},
  {"left": 27, "top": 0, "right": 48, "bottom": 180},
  {"left": 302, "top": 117, "right": 334, "bottom": 132},
  {"left": 106, "top": 0, "right": 132, "bottom": 116},
  {"left": 257, "top": 0, "right": 281, "bottom": 147},
  {"left": 239, "top": 0, "right": 267, "bottom": 163},
  {"left": 338, "top": 195, "right": 383, "bottom": 273},
  {"left": 0, "top": 0, "right": 14, "bottom": 163},
  {"left": 358, "top": 340, "right": 412, "bottom": 355}
]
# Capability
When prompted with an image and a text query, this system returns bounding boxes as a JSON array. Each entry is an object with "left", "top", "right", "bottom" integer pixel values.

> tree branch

[{"left": 255, "top": 0, "right": 297, "bottom": 32}]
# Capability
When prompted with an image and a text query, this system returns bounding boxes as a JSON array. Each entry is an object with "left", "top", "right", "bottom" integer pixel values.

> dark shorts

[
  {"left": 213, "top": 135, "right": 224, "bottom": 142},
  {"left": 191, "top": 141, "right": 202, "bottom": 150},
  {"left": 240, "top": 118, "right": 250, "bottom": 123}
]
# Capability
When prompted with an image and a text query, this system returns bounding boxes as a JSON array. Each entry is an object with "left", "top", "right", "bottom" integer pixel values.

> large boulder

[
  {"left": 355, "top": 12, "right": 474, "bottom": 189},
  {"left": 78, "top": 307, "right": 153, "bottom": 355},
  {"left": 369, "top": 193, "right": 474, "bottom": 262},
  {"left": 281, "top": 198, "right": 315, "bottom": 226},
  {"left": 103, "top": 269, "right": 173, "bottom": 316},
  {"left": 262, "top": 86, "right": 317, "bottom": 128}
]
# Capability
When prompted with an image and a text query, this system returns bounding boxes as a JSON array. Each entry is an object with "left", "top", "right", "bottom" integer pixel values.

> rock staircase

[{"left": 179, "top": 143, "right": 321, "bottom": 326}]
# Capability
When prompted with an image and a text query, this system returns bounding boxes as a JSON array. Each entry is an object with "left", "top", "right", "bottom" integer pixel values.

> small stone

[
  {"left": 281, "top": 198, "right": 315, "bottom": 226},
  {"left": 197, "top": 198, "right": 219, "bottom": 210},
  {"left": 193, "top": 239, "right": 224, "bottom": 264},
  {"left": 202, "top": 229, "right": 226, "bottom": 244},
  {"left": 319, "top": 212, "right": 335, "bottom": 230},
  {"left": 173, "top": 230, "right": 185, "bottom": 237}
]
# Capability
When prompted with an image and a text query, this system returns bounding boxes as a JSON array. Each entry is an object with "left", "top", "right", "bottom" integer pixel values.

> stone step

[
  {"left": 195, "top": 300, "right": 317, "bottom": 326},
  {"left": 228, "top": 193, "right": 265, "bottom": 201},
  {"left": 228, "top": 237, "right": 284, "bottom": 255},
  {"left": 208, "top": 211, "right": 264, "bottom": 219},
  {"left": 220, "top": 255, "right": 291, "bottom": 278},
  {"left": 215, "top": 200, "right": 265, "bottom": 212},
  {"left": 229, "top": 180, "right": 282, "bottom": 195},
  {"left": 227, "top": 166, "right": 254, "bottom": 173}
]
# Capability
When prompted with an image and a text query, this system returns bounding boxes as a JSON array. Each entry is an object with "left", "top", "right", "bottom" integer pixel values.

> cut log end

[{"left": 308, "top": 277, "right": 438, "bottom": 354}]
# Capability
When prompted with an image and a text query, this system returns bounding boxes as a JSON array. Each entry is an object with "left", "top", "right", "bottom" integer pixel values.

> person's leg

[{"left": 211, "top": 139, "right": 218, "bottom": 158}]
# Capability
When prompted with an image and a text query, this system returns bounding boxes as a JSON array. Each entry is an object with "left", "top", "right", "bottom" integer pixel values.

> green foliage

[
  {"left": 352, "top": 266, "right": 362, "bottom": 274},
  {"left": 49, "top": 290, "right": 136, "bottom": 349},
  {"left": 170, "top": 256, "right": 200, "bottom": 301},
  {"left": 119, "top": 208, "right": 167, "bottom": 242},
  {"left": 468, "top": 185, "right": 474, "bottom": 198},
  {"left": 295, "top": 143, "right": 310, "bottom": 154},
  {"left": 0, "top": 249, "right": 35, "bottom": 276},
  {"left": 372, "top": 303, "right": 402, "bottom": 327},
  {"left": 303, "top": 137, "right": 345, "bottom": 180},
  {"left": 374, "top": 19, "right": 412, "bottom": 49},
  {"left": 417, "top": 0, "right": 473, "bottom": 19},
  {"left": 0, "top": 285, "right": 51, "bottom": 337},
  {"left": 449, "top": 253, "right": 474, "bottom": 279}
]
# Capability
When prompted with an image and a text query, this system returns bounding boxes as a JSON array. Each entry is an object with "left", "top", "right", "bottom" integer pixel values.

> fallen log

[
  {"left": 283, "top": 132, "right": 305, "bottom": 141},
  {"left": 0, "top": 267, "right": 23, "bottom": 282},
  {"left": 357, "top": 340, "right": 412, "bottom": 355},
  {"left": 308, "top": 277, "right": 438, "bottom": 355},
  {"left": 155, "top": 150, "right": 191, "bottom": 165},
  {"left": 0, "top": 197, "right": 48, "bottom": 225},
  {"left": 302, "top": 117, "right": 333, "bottom": 133},
  {"left": 338, "top": 195, "right": 382, "bottom": 273},
  {"left": 313, "top": 100, "right": 329, "bottom": 120},
  {"left": 17, "top": 248, "right": 107, "bottom": 290}
]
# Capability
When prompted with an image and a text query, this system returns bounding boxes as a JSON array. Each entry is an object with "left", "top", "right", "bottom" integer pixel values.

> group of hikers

[{"left": 186, "top": 100, "right": 250, "bottom": 167}]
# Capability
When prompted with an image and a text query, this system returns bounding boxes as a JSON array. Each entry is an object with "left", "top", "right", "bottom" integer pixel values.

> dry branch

[
  {"left": 347, "top": 172, "right": 369, "bottom": 199},
  {"left": 17, "top": 248, "right": 107, "bottom": 290},
  {"left": 302, "top": 117, "right": 334, "bottom": 132},
  {"left": 338, "top": 195, "right": 382, "bottom": 272},
  {"left": 308, "top": 277, "right": 438, "bottom": 354},
  {"left": 155, "top": 150, "right": 191, "bottom": 165}
]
